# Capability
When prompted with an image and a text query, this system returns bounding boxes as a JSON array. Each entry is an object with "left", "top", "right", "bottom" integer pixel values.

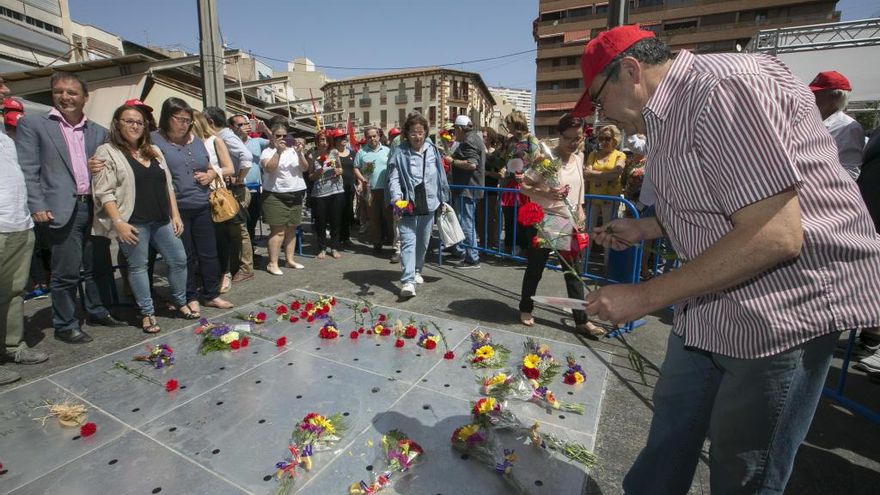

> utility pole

[
  {"left": 607, "top": 0, "right": 629, "bottom": 28},
  {"left": 197, "top": 0, "right": 225, "bottom": 110}
]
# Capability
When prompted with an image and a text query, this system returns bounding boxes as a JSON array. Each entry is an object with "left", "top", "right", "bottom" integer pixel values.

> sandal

[
  {"left": 330, "top": 250, "right": 341, "bottom": 259},
  {"left": 316, "top": 251, "right": 326, "bottom": 260},
  {"left": 176, "top": 301, "right": 200, "bottom": 320},
  {"left": 520, "top": 312, "right": 535, "bottom": 327},
  {"left": 141, "top": 315, "right": 161, "bottom": 334},
  {"left": 576, "top": 321, "right": 606, "bottom": 339}
]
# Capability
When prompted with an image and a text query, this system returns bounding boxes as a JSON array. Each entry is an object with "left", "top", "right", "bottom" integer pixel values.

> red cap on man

[
  {"left": 808, "top": 71, "right": 851, "bottom": 92},
  {"left": 571, "top": 25, "right": 655, "bottom": 117},
  {"left": 388, "top": 127, "right": 401, "bottom": 138}
]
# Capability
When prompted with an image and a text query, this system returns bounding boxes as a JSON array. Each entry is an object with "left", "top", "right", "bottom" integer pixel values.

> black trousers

[
  {"left": 519, "top": 244, "right": 587, "bottom": 325},
  {"left": 502, "top": 205, "right": 530, "bottom": 251},
  {"left": 48, "top": 199, "right": 114, "bottom": 331},
  {"left": 246, "top": 188, "right": 262, "bottom": 241},
  {"left": 179, "top": 206, "right": 220, "bottom": 301},
  {"left": 340, "top": 184, "right": 355, "bottom": 243},
  {"left": 312, "top": 192, "right": 344, "bottom": 252}
]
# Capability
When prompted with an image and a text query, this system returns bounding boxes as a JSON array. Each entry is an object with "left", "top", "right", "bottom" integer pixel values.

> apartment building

[
  {"left": 533, "top": 0, "right": 841, "bottom": 137},
  {"left": 321, "top": 67, "right": 496, "bottom": 135},
  {"left": 490, "top": 86, "right": 534, "bottom": 131}
]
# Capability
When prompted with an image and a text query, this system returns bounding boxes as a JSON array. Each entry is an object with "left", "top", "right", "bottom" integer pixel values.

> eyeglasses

[
  {"left": 119, "top": 119, "right": 145, "bottom": 128},
  {"left": 274, "top": 134, "right": 288, "bottom": 139},
  {"left": 171, "top": 114, "right": 192, "bottom": 126},
  {"left": 590, "top": 62, "right": 619, "bottom": 113},
  {"left": 597, "top": 136, "right": 613, "bottom": 142},
  {"left": 235, "top": 122, "right": 248, "bottom": 128}
]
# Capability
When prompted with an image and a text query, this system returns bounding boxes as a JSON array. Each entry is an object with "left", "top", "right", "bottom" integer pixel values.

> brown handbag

[{"left": 209, "top": 177, "right": 240, "bottom": 223}]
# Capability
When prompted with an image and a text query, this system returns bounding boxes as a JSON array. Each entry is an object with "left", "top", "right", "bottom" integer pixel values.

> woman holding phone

[
  {"left": 307, "top": 129, "right": 345, "bottom": 259},
  {"left": 151, "top": 97, "right": 233, "bottom": 317},
  {"left": 92, "top": 103, "right": 187, "bottom": 333},
  {"left": 260, "top": 123, "right": 308, "bottom": 275}
]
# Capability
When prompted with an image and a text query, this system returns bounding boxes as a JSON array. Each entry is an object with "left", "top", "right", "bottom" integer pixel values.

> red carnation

[
  {"left": 425, "top": 339, "right": 437, "bottom": 350},
  {"left": 394, "top": 339, "right": 405, "bottom": 348},
  {"left": 403, "top": 326, "right": 417, "bottom": 339},
  {"left": 241, "top": 337, "right": 250, "bottom": 348},
  {"left": 358, "top": 327, "right": 365, "bottom": 333},
  {"left": 522, "top": 366, "right": 540, "bottom": 380},
  {"left": 563, "top": 374, "right": 577, "bottom": 385},
  {"left": 473, "top": 356, "right": 483, "bottom": 362},
  {"left": 378, "top": 314, "right": 387, "bottom": 322},
  {"left": 380, "top": 327, "right": 391, "bottom": 336},
  {"left": 517, "top": 202, "right": 545, "bottom": 227},
  {"left": 349, "top": 331, "right": 359, "bottom": 339},
  {"left": 230, "top": 340, "right": 241, "bottom": 350},
  {"left": 291, "top": 301, "right": 301, "bottom": 310},
  {"left": 276, "top": 336, "right": 287, "bottom": 347},
  {"left": 307, "top": 315, "right": 315, "bottom": 323},
  {"left": 531, "top": 236, "right": 543, "bottom": 249},
  {"left": 290, "top": 317, "right": 299, "bottom": 323},
  {"left": 165, "top": 379, "right": 179, "bottom": 392},
  {"left": 300, "top": 311, "right": 308, "bottom": 319},
  {"left": 80, "top": 422, "right": 97, "bottom": 437},
  {"left": 361, "top": 307, "right": 369, "bottom": 313},
  {"left": 305, "top": 303, "right": 314, "bottom": 311},
  {"left": 256, "top": 312, "right": 267, "bottom": 321},
  {"left": 276, "top": 304, "right": 288, "bottom": 315},
  {"left": 330, "top": 297, "right": 337, "bottom": 306},
  {"left": 443, "top": 351, "right": 455, "bottom": 360}
]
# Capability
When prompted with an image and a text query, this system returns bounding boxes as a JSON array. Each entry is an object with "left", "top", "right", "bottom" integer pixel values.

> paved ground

[{"left": 10, "top": 226, "right": 880, "bottom": 494}]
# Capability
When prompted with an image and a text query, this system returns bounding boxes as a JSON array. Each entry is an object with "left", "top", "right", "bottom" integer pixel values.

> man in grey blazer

[{"left": 17, "top": 72, "right": 124, "bottom": 344}]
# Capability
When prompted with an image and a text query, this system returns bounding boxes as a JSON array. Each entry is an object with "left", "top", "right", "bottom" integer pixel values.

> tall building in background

[
  {"left": 490, "top": 86, "right": 534, "bottom": 131},
  {"left": 533, "top": 0, "right": 841, "bottom": 138}
]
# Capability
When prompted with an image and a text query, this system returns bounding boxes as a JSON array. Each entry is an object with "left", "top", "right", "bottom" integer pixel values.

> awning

[{"left": 83, "top": 74, "right": 147, "bottom": 128}]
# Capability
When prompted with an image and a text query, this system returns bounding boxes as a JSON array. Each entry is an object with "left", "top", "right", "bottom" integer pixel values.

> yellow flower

[
  {"left": 572, "top": 371, "right": 585, "bottom": 384},
  {"left": 476, "top": 398, "right": 497, "bottom": 415},
  {"left": 540, "top": 159, "right": 551, "bottom": 167},
  {"left": 220, "top": 331, "right": 240, "bottom": 344},
  {"left": 374, "top": 324, "right": 384, "bottom": 334},
  {"left": 475, "top": 345, "right": 495, "bottom": 360},
  {"left": 309, "top": 415, "right": 335, "bottom": 434},
  {"left": 523, "top": 354, "right": 541, "bottom": 369},
  {"left": 395, "top": 200, "right": 410, "bottom": 209},
  {"left": 487, "top": 373, "right": 507, "bottom": 386},
  {"left": 456, "top": 424, "right": 480, "bottom": 442}
]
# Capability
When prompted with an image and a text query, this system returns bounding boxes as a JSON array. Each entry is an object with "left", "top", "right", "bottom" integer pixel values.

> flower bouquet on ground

[
  {"left": 318, "top": 320, "right": 340, "bottom": 339},
  {"left": 274, "top": 412, "right": 347, "bottom": 495},
  {"left": 562, "top": 354, "right": 586, "bottom": 385},
  {"left": 520, "top": 338, "right": 561, "bottom": 388},
  {"left": 450, "top": 423, "right": 529, "bottom": 494},
  {"left": 194, "top": 321, "right": 250, "bottom": 354},
  {"left": 132, "top": 343, "right": 174, "bottom": 369},
  {"left": 416, "top": 321, "right": 453, "bottom": 358},
  {"left": 527, "top": 422, "right": 598, "bottom": 468},
  {"left": 287, "top": 294, "right": 336, "bottom": 323},
  {"left": 234, "top": 311, "right": 267, "bottom": 324},
  {"left": 471, "top": 397, "right": 521, "bottom": 431},
  {"left": 348, "top": 429, "right": 424, "bottom": 494},
  {"left": 347, "top": 299, "right": 389, "bottom": 334},
  {"left": 466, "top": 330, "right": 511, "bottom": 369},
  {"left": 480, "top": 369, "right": 585, "bottom": 415}
]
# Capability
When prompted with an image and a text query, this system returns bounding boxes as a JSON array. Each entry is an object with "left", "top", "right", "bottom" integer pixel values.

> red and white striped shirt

[{"left": 646, "top": 50, "right": 880, "bottom": 358}]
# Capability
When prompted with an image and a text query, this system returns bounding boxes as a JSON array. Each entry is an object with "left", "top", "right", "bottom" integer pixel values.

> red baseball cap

[
  {"left": 572, "top": 25, "right": 655, "bottom": 117},
  {"left": 388, "top": 127, "right": 401, "bottom": 138},
  {"left": 4, "top": 110, "right": 22, "bottom": 127},
  {"left": 123, "top": 98, "right": 154, "bottom": 113},
  {"left": 809, "top": 71, "right": 851, "bottom": 92},
  {"left": 3, "top": 97, "right": 24, "bottom": 112}
]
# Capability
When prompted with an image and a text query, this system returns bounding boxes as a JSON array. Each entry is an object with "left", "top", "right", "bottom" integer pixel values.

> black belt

[{"left": 75, "top": 194, "right": 91, "bottom": 202}]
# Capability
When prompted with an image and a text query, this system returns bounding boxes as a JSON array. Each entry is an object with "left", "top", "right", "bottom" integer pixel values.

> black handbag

[{"left": 409, "top": 151, "right": 430, "bottom": 216}]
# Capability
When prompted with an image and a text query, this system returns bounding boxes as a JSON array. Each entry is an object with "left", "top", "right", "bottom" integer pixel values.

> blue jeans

[
  {"left": 398, "top": 213, "right": 434, "bottom": 284},
  {"left": 118, "top": 221, "right": 187, "bottom": 316},
  {"left": 453, "top": 195, "right": 479, "bottom": 264},
  {"left": 624, "top": 331, "right": 838, "bottom": 495}
]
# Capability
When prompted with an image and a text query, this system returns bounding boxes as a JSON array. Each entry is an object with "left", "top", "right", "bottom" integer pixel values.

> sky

[{"left": 68, "top": 0, "right": 879, "bottom": 94}]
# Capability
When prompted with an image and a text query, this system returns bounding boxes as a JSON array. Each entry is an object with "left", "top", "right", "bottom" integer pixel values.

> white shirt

[
  {"left": 824, "top": 110, "right": 864, "bottom": 180},
  {"left": 0, "top": 130, "right": 33, "bottom": 232},
  {"left": 260, "top": 147, "right": 306, "bottom": 193}
]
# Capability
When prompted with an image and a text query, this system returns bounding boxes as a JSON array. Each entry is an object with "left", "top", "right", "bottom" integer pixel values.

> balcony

[
  {"left": 395, "top": 95, "right": 408, "bottom": 104},
  {"left": 535, "top": 87, "right": 583, "bottom": 105},
  {"left": 536, "top": 67, "right": 582, "bottom": 83},
  {"left": 359, "top": 98, "right": 372, "bottom": 107},
  {"left": 537, "top": 43, "right": 584, "bottom": 60}
]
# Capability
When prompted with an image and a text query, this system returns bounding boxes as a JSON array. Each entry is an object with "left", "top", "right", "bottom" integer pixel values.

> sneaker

[
  {"left": 5, "top": 344, "right": 49, "bottom": 365},
  {"left": 454, "top": 260, "right": 481, "bottom": 270},
  {"left": 0, "top": 366, "right": 21, "bottom": 385},
  {"left": 854, "top": 351, "right": 880, "bottom": 373},
  {"left": 837, "top": 333, "right": 880, "bottom": 357},
  {"left": 390, "top": 252, "right": 400, "bottom": 264},
  {"left": 414, "top": 273, "right": 424, "bottom": 284},
  {"left": 400, "top": 283, "right": 416, "bottom": 298}
]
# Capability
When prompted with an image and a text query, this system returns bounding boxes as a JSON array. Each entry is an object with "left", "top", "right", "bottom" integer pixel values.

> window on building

[
  {"left": 414, "top": 80, "right": 422, "bottom": 101},
  {"left": 568, "top": 7, "right": 590, "bottom": 18},
  {"left": 595, "top": 3, "right": 609, "bottom": 16},
  {"left": 349, "top": 86, "right": 355, "bottom": 98},
  {"left": 552, "top": 58, "right": 561, "bottom": 67},
  {"left": 461, "top": 82, "right": 468, "bottom": 98},
  {"left": 380, "top": 82, "right": 387, "bottom": 104},
  {"left": 363, "top": 111, "right": 370, "bottom": 125},
  {"left": 430, "top": 79, "right": 437, "bottom": 99},
  {"left": 639, "top": 0, "right": 664, "bottom": 7},
  {"left": 449, "top": 106, "right": 457, "bottom": 120},
  {"left": 429, "top": 106, "right": 436, "bottom": 124},
  {"left": 664, "top": 19, "right": 698, "bottom": 32},
  {"left": 398, "top": 108, "right": 406, "bottom": 127},
  {"left": 381, "top": 109, "right": 387, "bottom": 127}
]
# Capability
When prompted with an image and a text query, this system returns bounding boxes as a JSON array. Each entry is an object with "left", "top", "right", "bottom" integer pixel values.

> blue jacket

[{"left": 386, "top": 139, "right": 450, "bottom": 211}]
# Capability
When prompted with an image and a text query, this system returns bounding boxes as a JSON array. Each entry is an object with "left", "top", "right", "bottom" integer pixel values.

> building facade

[
  {"left": 321, "top": 67, "right": 496, "bottom": 135},
  {"left": 490, "top": 86, "right": 534, "bottom": 131},
  {"left": 533, "top": 0, "right": 841, "bottom": 137}
]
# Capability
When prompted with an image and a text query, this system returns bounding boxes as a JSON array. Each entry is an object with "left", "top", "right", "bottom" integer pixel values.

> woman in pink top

[{"left": 518, "top": 114, "right": 604, "bottom": 337}]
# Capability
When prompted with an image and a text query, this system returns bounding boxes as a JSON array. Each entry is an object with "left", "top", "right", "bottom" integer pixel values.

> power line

[{"left": 247, "top": 48, "right": 537, "bottom": 71}]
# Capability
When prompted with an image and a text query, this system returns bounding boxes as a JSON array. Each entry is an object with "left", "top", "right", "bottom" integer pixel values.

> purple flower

[{"left": 199, "top": 317, "right": 209, "bottom": 326}]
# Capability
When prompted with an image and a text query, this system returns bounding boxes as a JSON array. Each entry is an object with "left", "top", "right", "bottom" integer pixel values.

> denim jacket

[{"left": 386, "top": 139, "right": 450, "bottom": 212}]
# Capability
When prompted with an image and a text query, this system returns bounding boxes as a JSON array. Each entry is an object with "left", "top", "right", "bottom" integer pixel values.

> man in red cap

[
  {"left": 578, "top": 25, "right": 880, "bottom": 494},
  {"left": 3, "top": 97, "right": 24, "bottom": 139},
  {"left": 809, "top": 71, "right": 864, "bottom": 179}
]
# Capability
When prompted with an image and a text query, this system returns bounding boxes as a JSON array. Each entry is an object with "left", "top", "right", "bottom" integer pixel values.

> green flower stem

[{"left": 111, "top": 361, "right": 163, "bottom": 387}]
